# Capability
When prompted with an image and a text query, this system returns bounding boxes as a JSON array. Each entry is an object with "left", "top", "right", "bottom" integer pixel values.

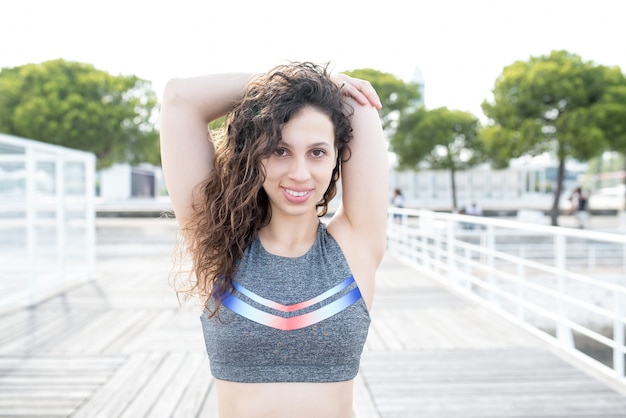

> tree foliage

[
  {"left": 481, "top": 50, "right": 626, "bottom": 224},
  {"left": 592, "top": 79, "right": 626, "bottom": 207},
  {"left": 0, "top": 59, "right": 160, "bottom": 169},
  {"left": 596, "top": 82, "right": 626, "bottom": 153},
  {"left": 390, "top": 106, "right": 482, "bottom": 210}
]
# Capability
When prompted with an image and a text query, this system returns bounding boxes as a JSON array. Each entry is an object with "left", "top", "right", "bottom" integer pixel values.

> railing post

[
  {"left": 434, "top": 221, "right": 441, "bottom": 275},
  {"left": 517, "top": 246, "right": 525, "bottom": 321},
  {"left": 485, "top": 225, "right": 496, "bottom": 303},
  {"left": 554, "top": 234, "right": 574, "bottom": 348},
  {"left": 85, "top": 154, "right": 96, "bottom": 274},
  {"left": 615, "top": 292, "right": 625, "bottom": 379},
  {"left": 421, "top": 211, "right": 431, "bottom": 272},
  {"left": 25, "top": 143, "right": 37, "bottom": 306},
  {"left": 464, "top": 246, "right": 471, "bottom": 290},
  {"left": 447, "top": 219, "right": 455, "bottom": 282},
  {"left": 55, "top": 151, "right": 66, "bottom": 284},
  {"left": 387, "top": 211, "right": 400, "bottom": 254}
]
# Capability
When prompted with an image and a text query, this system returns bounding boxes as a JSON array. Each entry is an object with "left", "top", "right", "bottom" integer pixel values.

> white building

[{"left": 99, "top": 163, "right": 163, "bottom": 200}]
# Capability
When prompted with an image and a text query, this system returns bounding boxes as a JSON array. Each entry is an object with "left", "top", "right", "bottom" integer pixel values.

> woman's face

[{"left": 261, "top": 107, "right": 337, "bottom": 218}]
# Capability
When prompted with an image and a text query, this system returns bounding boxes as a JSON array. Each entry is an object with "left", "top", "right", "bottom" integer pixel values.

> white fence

[
  {"left": 0, "top": 133, "right": 96, "bottom": 312},
  {"left": 387, "top": 208, "right": 626, "bottom": 385}
]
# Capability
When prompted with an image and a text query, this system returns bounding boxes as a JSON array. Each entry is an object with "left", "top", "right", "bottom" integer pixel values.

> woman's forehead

[{"left": 280, "top": 108, "right": 334, "bottom": 143}]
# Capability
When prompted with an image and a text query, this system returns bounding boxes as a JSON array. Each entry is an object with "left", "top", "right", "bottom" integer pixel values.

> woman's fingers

[{"left": 333, "top": 74, "right": 382, "bottom": 109}]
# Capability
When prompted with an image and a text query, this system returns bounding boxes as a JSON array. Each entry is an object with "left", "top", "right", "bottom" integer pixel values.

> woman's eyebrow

[
  {"left": 277, "top": 140, "right": 332, "bottom": 148},
  {"left": 309, "top": 142, "right": 332, "bottom": 148}
]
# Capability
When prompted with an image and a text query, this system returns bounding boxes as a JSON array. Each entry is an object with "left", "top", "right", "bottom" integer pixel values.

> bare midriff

[{"left": 214, "top": 379, "right": 354, "bottom": 418}]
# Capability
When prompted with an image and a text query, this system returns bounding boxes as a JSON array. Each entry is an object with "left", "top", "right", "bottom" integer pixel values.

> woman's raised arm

[
  {"left": 159, "top": 73, "right": 255, "bottom": 224},
  {"left": 332, "top": 76, "right": 388, "bottom": 261}
]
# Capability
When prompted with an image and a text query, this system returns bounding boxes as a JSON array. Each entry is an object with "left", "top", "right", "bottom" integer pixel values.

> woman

[{"left": 160, "top": 62, "right": 388, "bottom": 418}]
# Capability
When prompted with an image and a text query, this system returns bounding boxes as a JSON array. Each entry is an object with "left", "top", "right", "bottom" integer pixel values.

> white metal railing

[
  {"left": 0, "top": 133, "right": 96, "bottom": 312},
  {"left": 387, "top": 207, "right": 626, "bottom": 384}
]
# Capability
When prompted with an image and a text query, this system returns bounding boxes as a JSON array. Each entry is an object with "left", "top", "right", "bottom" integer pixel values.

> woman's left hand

[{"left": 332, "top": 73, "right": 382, "bottom": 109}]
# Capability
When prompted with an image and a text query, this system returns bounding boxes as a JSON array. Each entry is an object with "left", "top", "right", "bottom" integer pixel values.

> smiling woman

[{"left": 159, "top": 61, "right": 388, "bottom": 418}]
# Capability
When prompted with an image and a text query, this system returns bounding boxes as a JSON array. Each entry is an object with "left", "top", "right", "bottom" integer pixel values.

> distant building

[
  {"left": 389, "top": 160, "right": 585, "bottom": 213},
  {"left": 99, "top": 163, "right": 161, "bottom": 200}
]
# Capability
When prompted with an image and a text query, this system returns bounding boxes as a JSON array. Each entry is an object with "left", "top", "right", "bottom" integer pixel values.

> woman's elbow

[{"left": 162, "top": 78, "right": 186, "bottom": 106}]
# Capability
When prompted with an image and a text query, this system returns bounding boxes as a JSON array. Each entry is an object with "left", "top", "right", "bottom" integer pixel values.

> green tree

[
  {"left": 390, "top": 106, "right": 482, "bottom": 211},
  {"left": 481, "top": 50, "right": 624, "bottom": 225},
  {"left": 592, "top": 79, "right": 626, "bottom": 210},
  {"left": 0, "top": 59, "right": 159, "bottom": 169},
  {"left": 343, "top": 68, "right": 422, "bottom": 136}
]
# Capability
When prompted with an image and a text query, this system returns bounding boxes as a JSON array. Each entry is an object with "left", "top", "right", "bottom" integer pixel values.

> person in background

[
  {"left": 391, "top": 188, "right": 404, "bottom": 223},
  {"left": 465, "top": 202, "right": 483, "bottom": 229},
  {"left": 159, "top": 61, "right": 388, "bottom": 418},
  {"left": 568, "top": 186, "right": 582, "bottom": 215},
  {"left": 568, "top": 186, "right": 590, "bottom": 228},
  {"left": 466, "top": 202, "right": 483, "bottom": 217},
  {"left": 576, "top": 188, "right": 589, "bottom": 228}
]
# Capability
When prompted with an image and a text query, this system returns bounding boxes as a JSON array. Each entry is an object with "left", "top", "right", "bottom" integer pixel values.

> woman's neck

[{"left": 258, "top": 213, "right": 320, "bottom": 257}]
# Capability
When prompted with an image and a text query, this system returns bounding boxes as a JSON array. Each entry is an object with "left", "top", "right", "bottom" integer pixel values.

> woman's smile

[{"left": 283, "top": 187, "right": 313, "bottom": 203}]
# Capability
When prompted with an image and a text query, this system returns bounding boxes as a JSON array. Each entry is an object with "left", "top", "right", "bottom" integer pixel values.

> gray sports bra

[{"left": 200, "top": 222, "right": 371, "bottom": 383}]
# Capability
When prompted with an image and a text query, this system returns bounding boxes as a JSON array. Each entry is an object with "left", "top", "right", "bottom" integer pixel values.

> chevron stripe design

[{"left": 220, "top": 276, "right": 362, "bottom": 331}]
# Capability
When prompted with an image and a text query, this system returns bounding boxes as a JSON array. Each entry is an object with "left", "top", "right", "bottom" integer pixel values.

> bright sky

[{"left": 2, "top": 0, "right": 625, "bottom": 119}]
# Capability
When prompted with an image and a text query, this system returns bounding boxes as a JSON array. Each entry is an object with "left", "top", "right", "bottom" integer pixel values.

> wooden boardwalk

[{"left": 1, "top": 218, "right": 625, "bottom": 417}]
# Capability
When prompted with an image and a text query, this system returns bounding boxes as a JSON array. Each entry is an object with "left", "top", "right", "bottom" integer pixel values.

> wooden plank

[
  {"left": 196, "top": 376, "right": 219, "bottom": 418},
  {"left": 120, "top": 352, "right": 187, "bottom": 417},
  {"left": 0, "top": 310, "right": 99, "bottom": 354},
  {"left": 0, "top": 402, "right": 76, "bottom": 418},
  {"left": 0, "top": 356, "right": 123, "bottom": 417},
  {"left": 72, "top": 353, "right": 163, "bottom": 417},
  {"left": 119, "top": 310, "right": 206, "bottom": 354},
  {"left": 0, "top": 310, "right": 38, "bottom": 345},
  {"left": 353, "top": 371, "right": 380, "bottom": 418},
  {"left": 368, "top": 311, "right": 404, "bottom": 350},
  {"left": 171, "top": 355, "right": 214, "bottom": 418},
  {"left": 103, "top": 310, "right": 173, "bottom": 354},
  {"left": 149, "top": 353, "right": 207, "bottom": 417},
  {"left": 360, "top": 348, "right": 626, "bottom": 418},
  {"left": 50, "top": 311, "right": 147, "bottom": 354},
  {"left": 363, "top": 323, "right": 387, "bottom": 352}
]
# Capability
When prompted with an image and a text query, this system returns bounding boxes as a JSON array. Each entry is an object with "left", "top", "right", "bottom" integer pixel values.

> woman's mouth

[
  {"left": 285, "top": 189, "right": 309, "bottom": 197},
  {"left": 283, "top": 187, "right": 312, "bottom": 203}
]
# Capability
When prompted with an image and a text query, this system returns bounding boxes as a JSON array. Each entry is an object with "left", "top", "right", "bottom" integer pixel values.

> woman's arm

[
  {"left": 159, "top": 73, "right": 256, "bottom": 225},
  {"left": 332, "top": 76, "right": 389, "bottom": 261}
]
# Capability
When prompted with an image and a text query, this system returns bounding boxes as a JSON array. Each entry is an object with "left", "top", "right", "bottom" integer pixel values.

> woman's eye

[
  {"left": 311, "top": 149, "right": 326, "bottom": 158},
  {"left": 274, "top": 148, "right": 288, "bottom": 157}
]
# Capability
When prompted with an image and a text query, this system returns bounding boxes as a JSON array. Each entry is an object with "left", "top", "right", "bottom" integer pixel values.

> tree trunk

[
  {"left": 450, "top": 168, "right": 458, "bottom": 212},
  {"left": 550, "top": 157, "right": 566, "bottom": 226}
]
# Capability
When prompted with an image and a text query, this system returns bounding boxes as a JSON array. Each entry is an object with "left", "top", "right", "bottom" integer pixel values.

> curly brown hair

[{"left": 176, "top": 62, "right": 354, "bottom": 315}]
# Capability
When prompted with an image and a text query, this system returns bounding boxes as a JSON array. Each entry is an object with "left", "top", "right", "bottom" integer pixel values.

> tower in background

[{"left": 411, "top": 65, "right": 425, "bottom": 107}]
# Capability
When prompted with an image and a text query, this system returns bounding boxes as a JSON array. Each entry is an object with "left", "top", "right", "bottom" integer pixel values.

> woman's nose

[{"left": 288, "top": 157, "right": 311, "bottom": 181}]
